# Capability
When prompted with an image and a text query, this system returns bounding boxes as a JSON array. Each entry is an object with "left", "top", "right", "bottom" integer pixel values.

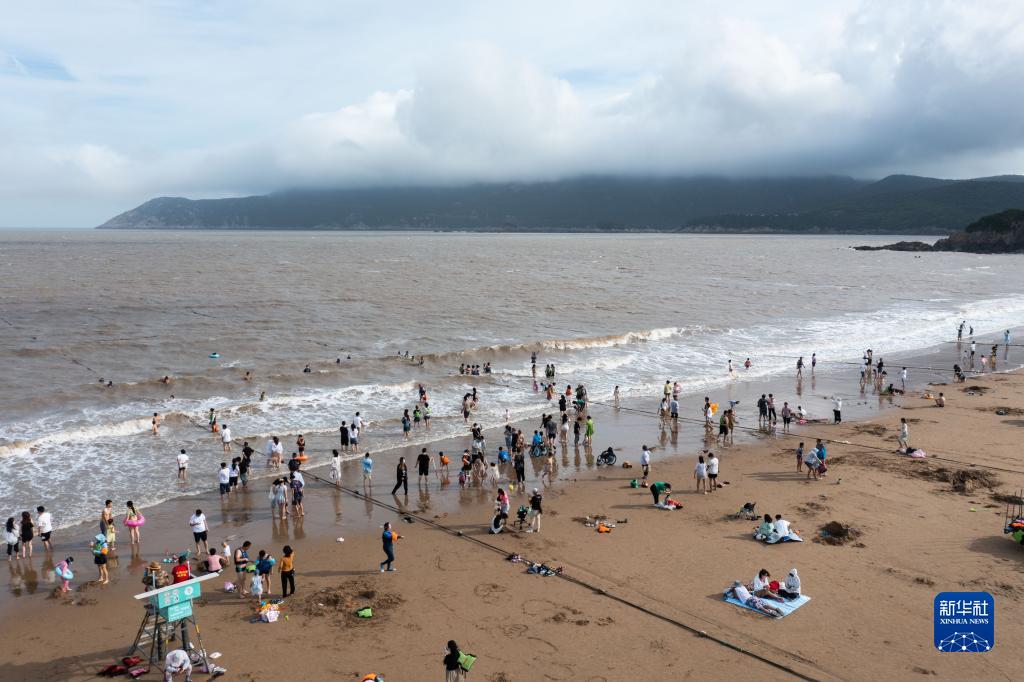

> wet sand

[{"left": 2, "top": 361, "right": 1023, "bottom": 680}]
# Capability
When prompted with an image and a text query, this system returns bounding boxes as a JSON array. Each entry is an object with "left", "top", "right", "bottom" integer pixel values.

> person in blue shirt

[
  {"left": 362, "top": 452, "right": 373, "bottom": 488},
  {"left": 380, "top": 522, "right": 403, "bottom": 572}
]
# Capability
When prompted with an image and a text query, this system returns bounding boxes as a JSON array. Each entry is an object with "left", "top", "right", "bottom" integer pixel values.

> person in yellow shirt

[{"left": 280, "top": 545, "right": 295, "bottom": 597}]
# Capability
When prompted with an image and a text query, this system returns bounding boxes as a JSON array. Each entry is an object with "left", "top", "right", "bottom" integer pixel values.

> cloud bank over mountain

[{"left": 3, "top": 1, "right": 1024, "bottom": 225}]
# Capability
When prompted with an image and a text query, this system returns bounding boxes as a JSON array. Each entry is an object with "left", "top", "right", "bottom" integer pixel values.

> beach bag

[
  {"left": 356, "top": 607, "right": 373, "bottom": 618},
  {"left": 458, "top": 651, "right": 477, "bottom": 672},
  {"left": 769, "top": 580, "right": 781, "bottom": 592},
  {"left": 630, "top": 478, "right": 639, "bottom": 488}
]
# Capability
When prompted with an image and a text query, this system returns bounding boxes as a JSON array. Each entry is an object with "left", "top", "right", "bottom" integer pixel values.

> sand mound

[
  {"left": 929, "top": 467, "right": 998, "bottom": 492},
  {"left": 818, "top": 521, "right": 862, "bottom": 546},
  {"left": 910, "top": 466, "right": 999, "bottom": 493},
  {"left": 299, "top": 578, "right": 403, "bottom": 626},
  {"left": 962, "top": 385, "right": 989, "bottom": 394}
]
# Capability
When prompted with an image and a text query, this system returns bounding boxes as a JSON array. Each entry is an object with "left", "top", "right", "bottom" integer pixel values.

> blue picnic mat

[{"left": 724, "top": 593, "right": 810, "bottom": 618}]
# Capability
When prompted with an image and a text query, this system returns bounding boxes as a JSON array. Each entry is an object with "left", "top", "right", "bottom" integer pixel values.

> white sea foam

[{"left": 6, "top": 293, "right": 1024, "bottom": 529}]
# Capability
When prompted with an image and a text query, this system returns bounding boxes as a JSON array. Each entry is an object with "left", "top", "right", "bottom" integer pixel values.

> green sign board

[
  {"left": 156, "top": 582, "right": 201, "bottom": 608},
  {"left": 161, "top": 601, "right": 193, "bottom": 622}
]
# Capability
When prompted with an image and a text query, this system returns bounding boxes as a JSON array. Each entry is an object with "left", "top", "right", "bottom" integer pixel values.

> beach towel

[
  {"left": 723, "top": 592, "right": 810, "bottom": 618},
  {"left": 755, "top": 532, "right": 803, "bottom": 544}
]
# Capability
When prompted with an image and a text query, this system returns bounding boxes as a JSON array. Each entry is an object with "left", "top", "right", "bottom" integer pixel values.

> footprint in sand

[
  {"left": 502, "top": 623, "right": 529, "bottom": 638},
  {"left": 525, "top": 636, "right": 559, "bottom": 655},
  {"left": 473, "top": 582, "right": 508, "bottom": 604},
  {"left": 540, "top": 661, "right": 575, "bottom": 680},
  {"left": 522, "top": 598, "right": 562, "bottom": 619}
]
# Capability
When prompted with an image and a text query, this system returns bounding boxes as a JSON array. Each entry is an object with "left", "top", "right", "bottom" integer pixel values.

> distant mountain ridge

[{"left": 99, "top": 174, "right": 1024, "bottom": 233}]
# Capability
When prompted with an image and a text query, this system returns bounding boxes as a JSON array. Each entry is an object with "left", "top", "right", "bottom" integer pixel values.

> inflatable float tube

[
  {"left": 124, "top": 515, "right": 146, "bottom": 528},
  {"left": 209, "top": 352, "right": 220, "bottom": 359},
  {"left": 56, "top": 566, "right": 74, "bottom": 580},
  {"left": 293, "top": 455, "right": 309, "bottom": 462}
]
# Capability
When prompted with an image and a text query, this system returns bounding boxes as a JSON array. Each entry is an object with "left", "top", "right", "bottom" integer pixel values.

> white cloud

[{"left": 1, "top": 0, "right": 1024, "bottom": 226}]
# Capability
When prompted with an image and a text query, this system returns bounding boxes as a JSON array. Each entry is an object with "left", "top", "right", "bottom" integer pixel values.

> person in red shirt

[{"left": 171, "top": 555, "right": 192, "bottom": 584}]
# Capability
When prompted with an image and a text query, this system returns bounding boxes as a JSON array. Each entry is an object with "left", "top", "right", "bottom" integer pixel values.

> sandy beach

[{"left": 2, "top": 361, "right": 1023, "bottom": 681}]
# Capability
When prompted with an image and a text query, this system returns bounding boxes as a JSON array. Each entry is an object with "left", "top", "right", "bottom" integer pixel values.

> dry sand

[{"left": 2, "top": 372, "right": 1023, "bottom": 681}]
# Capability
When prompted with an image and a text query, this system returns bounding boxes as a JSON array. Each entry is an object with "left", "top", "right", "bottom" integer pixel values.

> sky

[{"left": 3, "top": 1, "right": 1024, "bottom": 227}]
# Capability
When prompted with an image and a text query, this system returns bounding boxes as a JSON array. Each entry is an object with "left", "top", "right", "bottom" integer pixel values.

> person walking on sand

[
  {"left": 189, "top": 508, "right": 209, "bottom": 555},
  {"left": 176, "top": 449, "right": 189, "bottom": 481},
  {"left": 55, "top": 556, "right": 74, "bottom": 593},
  {"left": 781, "top": 402, "right": 793, "bottom": 433},
  {"left": 290, "top": 472, "right": 305, "bottom": 517},
  {"left": 92, "top": 532, "right": 109, "bottom": 584},
  {"left": 527, "top": 488, "right": 543, "bottom": 532},
  {"left": 380, "top": 521, "right": 403, "bottom": 572},
  {"left": 694, "top": 455, "right": 708, "bottom": 494},
  {"left": 897, "top": 418, "right": 910, "bottom": 451},
  {"left": 280, "top": 545, "right": 296, "bottom": 597},
  {"left": 541, "top": 453, "right": 556, "bottom": 485},
  {"left": 416, "top": 448, "right": 433, "bottom": 485},
  {"left": 221, "top": 424, "right": 232, "bottom": 452},
  {"left": 330, "top": 449, "right": 342, "bottom": 486},
  {"left": 706, "top": 451, "right": 719, "bottom": 492},
  {"left": 444, "top": 640, "right": 466, "bottom": 682},
  {"left": 641, "top": 445, "right": 652, "bottom": 484},
  {"left": 900, "top": 367, "right": 908, "bottom": 391},
  {"left": 362, "top": 452, "right": 373, "bottom": 487},
  {"left": 391, "top": 457, "right": 409, "bottom": 496},
  {"left": 795, "top": 442, "right": 804, "bottom": 472}
]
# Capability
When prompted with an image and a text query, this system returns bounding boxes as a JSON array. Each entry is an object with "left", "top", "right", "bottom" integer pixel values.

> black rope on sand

[{"left": 300, "top": 470, "right": 824, "bottom": 682}]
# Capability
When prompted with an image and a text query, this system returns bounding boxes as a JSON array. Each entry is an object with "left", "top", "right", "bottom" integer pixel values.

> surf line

[{"left": 302, "top": 470, "right": 826, "bottom": 682}]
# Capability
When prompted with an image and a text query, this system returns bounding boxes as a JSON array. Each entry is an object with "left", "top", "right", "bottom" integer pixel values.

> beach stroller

[
  {"left": 514, "top": 505, "right": 529, "bottom": 530},
  {"left": 1002, "top": 489, "right": 1024, "bottom": 545}
]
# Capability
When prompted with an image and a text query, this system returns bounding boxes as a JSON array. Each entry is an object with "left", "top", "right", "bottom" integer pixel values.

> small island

[{"left": 855, "top": 209, "right": 1024, "bottom": 253}]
